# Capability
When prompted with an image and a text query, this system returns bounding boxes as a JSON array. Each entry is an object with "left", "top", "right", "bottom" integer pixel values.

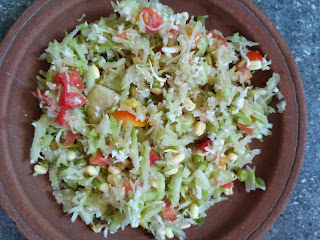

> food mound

[{"left": 30, "top": 0, "right": 285, "bottom": 239}]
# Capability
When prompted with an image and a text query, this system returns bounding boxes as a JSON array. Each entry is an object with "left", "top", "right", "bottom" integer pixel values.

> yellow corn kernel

[
  {"left": 34, "top": 164, "right": 48, "bottom": 175},
  {"left": 190, "top": 203, "right": 199, "bottom": 219},
  {"left": 227, "top": 153, "right": 238, "bottom": 162},
  {"left": 124, "top": 98, "right": 138, "bottom": 109},
  {"left": 149, "top": 177, "right": 158, "bottom": 188},
  {"left": 85, "top": 165, "right": 99, "bottom": 176},
  {"left": 165, "top": 228, "right": 174, "bottom": 238},
  {"left": 194, "top": 121, "right": 206, "bottom": 136},
  {"left": 151, "top": 88, "right": 162, "bottom": 95},
  {"left": 108, "top": 166, "right": 121, "bottom": 175},
  {"left": 89, "top": 65, "right": 100, "bottom": 80},
  {"left": 164, "top": 166, "right": 179, "bottom": 176},
  {"left": 224, "top": 187, "right": 233, "bottom": 195},
  {"left": 171, "top": 152, "right": 185, "bottom": 165},
  {"left": 99, "top": 183, "right": 110, "bottom": 193},
  {"left": 107, "top": 174, "right": 115, "bottom": 185},
  {"left": 184, "top": 97, "right": 196, "bottom": 111},
  {"left": 66, "top": 150, "right": 77, "bottom": 161}
]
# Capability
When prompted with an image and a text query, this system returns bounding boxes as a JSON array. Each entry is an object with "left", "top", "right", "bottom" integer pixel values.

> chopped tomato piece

[
  {"left": 118, "top": 32, "right": 128, "bottom": 39},
  {"left": 236, "top": 60, "right": 247, "bottom": 72},
  {"left": 136, "top": 7, "right": 163, "bottom": 34},
  {"left": 123, "top": 180, "right": 133, "bottom": 193},
  {"left": 237, "top": 124, "right": 253, "bottom": 135},
  {"left": 207, "top": 31, "right": 228, "bottom": 47},
  {"left": 114, "top": 110, "right": 148, "bottom": 127},
  {"left": 221, "top": 182, "right": 234, "bottom": 189},
  {"left": 64, "top": 131, "right": 77, "bottom": 146},
  {"left": 32, "top": 90, "right": 52, "bottom": 107},
  {"left": 246, "top": 50, "right": 263, "bottom": 61},
  {"left": 54, "top": 71, "right": 84, "bottom": 90},
  {"left": 54, "top": 107, "right": 70, "bottom": 128},
  {"left": 241, "top": 68, "right": 252, "bottom": 81},
  {"left": 59, "top": 90, "right": 89, "bottom": 108},
  {"left": 198, "top": 139, "right": 212, "bottom": 152},
  {"left": 235, "top": 60, "right": 252, "bottom": 82},
  {"left": 169, "top": 28, "right": 179, "bottom": 41},
  {"left": 54, "top": 73, "right": 66, "bottom": 86},
  {"left": 90, "top": 151, "right": 110, "bottom": 169},
  {"left": 194, "top": 32, "right": 202, "bottom": 42},
  {"left": 162, "top": 201, "right": 177, "bottom": 222},
  {"left": 149, "top": 150, "right": 161, "bottom": 166}
]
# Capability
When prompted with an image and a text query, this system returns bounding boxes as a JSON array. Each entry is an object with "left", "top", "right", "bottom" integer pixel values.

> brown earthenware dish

[{"left": 0, "top": 0, "right": 307, "bottom": 239}]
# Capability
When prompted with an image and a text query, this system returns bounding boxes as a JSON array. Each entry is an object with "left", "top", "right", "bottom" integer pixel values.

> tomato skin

[
  {"left": 162, "top": 201, "right": 177, "bottom": 222},
  {"left": 64, "top": 131, "right": 77, "bottom": 146},
  {"left": 246, "top": 50, "right": 263, "bottom": 61},
  {"left": 118, "top": 32, "right": 128, "bottom": 39},
  {"left": 169, "top": 28, "right": 179, "bottom": 41},
  {"left": 137, "top": 7, "right": 163, "bottom": 34},
  {"left": 59, "top": 90, "right": 89, "bottom": 108},
  {"left": 123, "top": 180, "right": 133, "bottom": 193},
  {"left": 54, "top": 73, "right": 65, "bottom": 86},
  {"left": 32, "top": 90, "right": 52, "bottom": 107},
  {"left": 235, "top": 60, "right": 252, "bottom": 82},
  {"left": 54, "top": 71, "right": 84, "bottom": 90},
  {"left": 54, "top": 107, "right": 70, "bottom": 127},
  {"left": 149, "top": 150, "right": 161, "bottom": 166},
  {"left": 207, "top": 31, "right": 228, "bottom": 47},
  {"left": 237, "top": 124, "right": 253, "bottom": 135},
  {"left": 114, "top": 110, "right": 148, "bottom": 127},
  {"left": 91, "top": 151, "right": 110, "bottom": 169},
  {"left": 221, "top": 182, "right": 233, "bottom": 189},
  {"left": 55, "top": 71, "right": 88, "bottom": 109},
  {"left": 236, "top": 60, "right": 247, "bottom": 72},
  {"left": 198, "top": 139, "right": 213, "bottom": 152}
]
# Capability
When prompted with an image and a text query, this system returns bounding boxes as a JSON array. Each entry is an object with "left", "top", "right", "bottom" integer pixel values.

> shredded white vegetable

[{"left": 30, "top": 0, "right": 285, "bottom": 239}]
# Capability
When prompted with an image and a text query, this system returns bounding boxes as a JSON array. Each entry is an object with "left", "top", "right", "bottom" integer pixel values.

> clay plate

[{"left": 0, "top": 0, "right": 307, "bottom": 239}]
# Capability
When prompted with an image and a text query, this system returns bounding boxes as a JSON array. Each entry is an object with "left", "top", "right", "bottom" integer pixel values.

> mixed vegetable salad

[{"left": 30, "top": 0, "right": 285, "bottom": 239}]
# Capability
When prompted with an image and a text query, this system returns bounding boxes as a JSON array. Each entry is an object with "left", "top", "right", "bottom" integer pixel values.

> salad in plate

[{"left": 30, "top": 0, "right": 286, "bottom": 239}]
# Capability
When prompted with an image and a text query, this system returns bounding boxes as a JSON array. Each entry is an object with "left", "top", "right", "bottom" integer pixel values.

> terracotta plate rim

[{"left": 0, "top": 0, "right": 307, "bottom": 239}]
